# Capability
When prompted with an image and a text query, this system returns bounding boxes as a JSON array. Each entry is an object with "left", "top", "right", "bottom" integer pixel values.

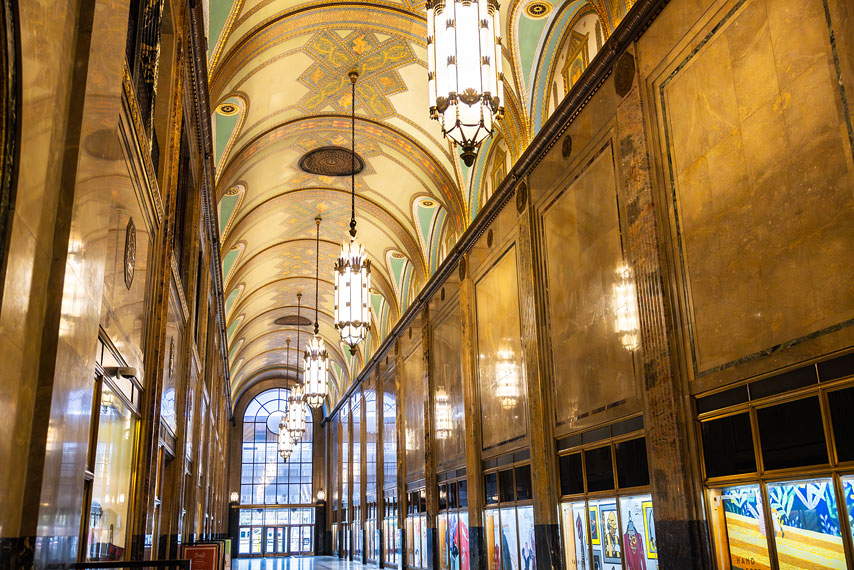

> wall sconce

[
  {"left": 230, "top": 491, "right": 239, "bottom": 503},
  {"left": 316, "top": 489, "right": 327, "bottom": 502},
  {"left": 613, "top": 265, "right": 641, "bottom": 351}
]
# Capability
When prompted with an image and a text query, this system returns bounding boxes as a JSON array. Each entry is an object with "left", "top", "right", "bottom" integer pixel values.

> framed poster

[
  {"left": 642, "top": 500, "right": 657, "bottom": 559},
  {"left": 600, "top": 505, "right": 621, "bottom": 565},
  {"left": 589, "top": 505, "right": 600, "bottom": 545},
  {"left": 182, "top": 543, "right": 219, "bottom": 570}
]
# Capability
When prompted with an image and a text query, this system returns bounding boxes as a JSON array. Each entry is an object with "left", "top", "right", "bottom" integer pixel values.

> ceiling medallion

[
  {"left": 525, "top": 1, "right": 552, "bottom": 18},
  {"left": 274, "top": 315, "right": 312, "bottom": 326},
  {"left": 391, "top": 251, "right": 406, "bottom": 259},
  {"left": 224, "top": 186, "right": 240, "bottom": 196},
  {"left": 216, "top": 102, "right": 239, "bottom": 116},
  {"left": 422, "top": 200, "right": 435, "bottom": 207},
  {"left": 299, "top": 146, "right": 365, "bottom": 176}
]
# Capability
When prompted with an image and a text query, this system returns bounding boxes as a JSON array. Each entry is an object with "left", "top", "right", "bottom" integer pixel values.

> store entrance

[{"left": 261, "top": 526, "right": 313, "bottom": 556}]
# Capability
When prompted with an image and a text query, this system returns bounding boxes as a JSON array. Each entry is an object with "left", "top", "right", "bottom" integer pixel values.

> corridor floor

[{"left": 234, "top": 556, "right": 374, "bottom": 570}]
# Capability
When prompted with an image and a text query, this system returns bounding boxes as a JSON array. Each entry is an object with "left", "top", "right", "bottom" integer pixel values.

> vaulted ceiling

[{"left": 209, "top": 0, "right": 630, "bottom": 408}]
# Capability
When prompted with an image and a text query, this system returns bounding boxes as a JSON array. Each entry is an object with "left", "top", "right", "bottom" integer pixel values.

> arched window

[{"left": 240, "top": 388, "right": 313, "bottom": 505}]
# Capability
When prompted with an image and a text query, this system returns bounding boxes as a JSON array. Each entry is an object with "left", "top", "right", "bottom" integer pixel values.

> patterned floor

[{"left": 234, "top": 556, "right": 374, "bottom": 570}]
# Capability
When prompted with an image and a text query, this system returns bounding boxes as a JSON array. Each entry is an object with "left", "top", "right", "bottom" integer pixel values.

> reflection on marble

[
  {"left": 432, "top": 306, "right": 464, "bottom": 466},
  {"left": 234, "top": 555, "right": 374, "bottom": 570},
  {"left": 663, "top": 0, "right": 854, "bottom": 374},
  {"left": 542, "top": 146, "right": 635, "bottom": 425},
  {"left": 403, "top": 349, "right": 424, "bottom": 479},
  {"left": 475, "top": 247, "right": 527, "bottom": 450}
]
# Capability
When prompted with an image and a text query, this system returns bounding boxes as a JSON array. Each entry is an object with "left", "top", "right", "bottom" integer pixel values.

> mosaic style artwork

[{"left": 297, "top": 30, "right": 419, "bottom": 119}]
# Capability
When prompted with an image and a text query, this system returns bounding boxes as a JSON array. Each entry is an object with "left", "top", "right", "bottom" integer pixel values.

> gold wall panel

[
  {"left": 404, "top": 346, "right": 425, "bottom": 480},
  {"left": 659, "top": 0, "right": 854, "bottom": 377},
  {"left": 432, "top": 304, "right": 465, "bottom": 468},
  {"left": 475, "top": 246, "right": 527, "bottom": 451},
  {"left": 542, "top": 144, "right": 636, "bottom": 425}
]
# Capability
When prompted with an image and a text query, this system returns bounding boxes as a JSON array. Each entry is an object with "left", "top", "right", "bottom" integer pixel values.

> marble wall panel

[
  {"left": 541, "top": 144, "right": 636, "bottom": 425},
  {"left": 658, "top": 0, "right": 854, "bottom": 378},
  {"left": 99, "top": 153, "right": 154, "bottom": 375},
  {"left": 403, "top": 345, "right": 425, "bottom": 480},
  {"left": 431, "top": 304, "right": 464, "bottom": 469},
  {"left": 475, "top": 246, "right": 527, "bottom": 451}
]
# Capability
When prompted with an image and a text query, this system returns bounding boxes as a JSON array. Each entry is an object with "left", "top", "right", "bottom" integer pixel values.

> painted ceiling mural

[{"left": 208, "top": 0, "right": 631, "bottom": 408}]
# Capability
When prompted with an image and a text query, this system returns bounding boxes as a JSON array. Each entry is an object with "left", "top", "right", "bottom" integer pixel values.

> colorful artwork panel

[
  {"left": 767, "top": 478, "right": 846, "bottom": 570},
  {"left": 619, "top": 495, "right": 658, "bottom": 570},
  {"left": 517, "top": 506, "right": 536, "bottom": 570}
]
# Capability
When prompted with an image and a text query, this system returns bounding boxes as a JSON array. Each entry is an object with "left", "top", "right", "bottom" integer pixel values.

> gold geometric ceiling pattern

[{"left": 209, "top": 0, "right": 625, "bottom": 408}]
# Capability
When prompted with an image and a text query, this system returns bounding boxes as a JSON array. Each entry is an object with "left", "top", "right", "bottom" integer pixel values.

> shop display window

[
  {"left": 767, "top": 478, "right": 846, "bottom": 570},
  {"left": 557, "top": 435, "right": 657, "bottom": 570},
  {"left": 484, "top": 464, "right": 533, "bottom": 570},
  {"left": 560, "top": 502, "right": 588, "bottom": 570},
  {"left": 439, "top": 512, "right": 449, "bottom": 570},
  {"left": 87, "top": 383, "right": 137, "bottom": 561}
]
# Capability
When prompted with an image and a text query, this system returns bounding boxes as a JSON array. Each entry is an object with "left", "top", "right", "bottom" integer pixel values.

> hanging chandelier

[
  {"left": 305, "top": 217, "right": 329, "bottom": 410},
  {"left": 427, "top": 0, "right": 504, "bottom": 166},
  {"left": 278, "top": 414, "right": 294, "bottom": 461},
  {"left": 334, "top": 71, "right": 371, "bottom": 354},
  {"left": 287, "top": 310, "right": 306, "bottom": 442}
]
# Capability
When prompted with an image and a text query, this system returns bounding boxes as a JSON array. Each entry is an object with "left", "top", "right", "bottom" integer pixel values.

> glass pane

[
  {"left": 588, "top": 498, "right": 620, "bottom": 570},
  {"left": 844, "top": 476, "right": 854, "bottom": 546},
  {"left": 239, "top": 528, "right": 251, "bottom": 554},
  {"left": 499, "top": 469, "right": 515, "bottom": 503},
  {"left": 619, "top": 494, "right": 658, "bottom": 570},
  {"left": 450, "top": 511, "right": 461, "bottom": 570},
  {"left": 251, "top": 527, "right": 262, "bottom": 554},
  {"left": 515, "top": 466, "right": 532, "bottom": 501},
  {"left": 757, "top": 397, "right": 828, "bottom": 470},
  {"left": 438, "top": 513, "right": 448, "bottom": 570},
  {"left": 499, "top": 507, "right": 519, "bottom": 570},
  {"left": 559, "top": 453, "right": 584, "bottom": 496},
  {"left": 485, "top": 473, "right": 499, "bottom": 505},
  {"left": 290, "top": 527, "right": 300, "bottom": 552},
  {"left": 560, "top": 501, "right": 589, "bottom": 570},
  {"left": 486, "top": 509, "right": 501, "bottom": 570},
  {"left": 239, "top": 510, "right": 251, "bottom": 525},
  {"left": 615, "top": 438, "right": 650, "bottom": 489},
  {"left": 585, "top": 446, "right": 614, "bottom": 492},
  {"left": 701, "top": 413, "right": 756, "bottom": 478},
  {"left": 87, "top": 385, "right": 137, "bottom": 562},
  {"left": 767, "top": 478, "right": 846, "bottom": 569},
  {"left": 517, "top": 506, "right": 535, "bottom": 570},
  {"left": 460, "top": 512, "right": 470, "bottom": 570},
  {"left": 712, "top": 485, "right": 770, "bottom": 570},
  {"left": 828, "top": 387, "right": 854, "bottom": 462}
]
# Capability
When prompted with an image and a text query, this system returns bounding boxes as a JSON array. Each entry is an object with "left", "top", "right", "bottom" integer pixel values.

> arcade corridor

[{"left": 2, "top": 0, "right": 854, "bottom": 569}]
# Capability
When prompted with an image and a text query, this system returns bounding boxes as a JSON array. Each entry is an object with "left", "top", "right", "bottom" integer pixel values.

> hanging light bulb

[
  {"left": 334, "top": 71, "right": 371, "bottom": 354},
  {"left": 287, "top": 383, "right": 306, "bottom": 443},
  {"left": 306, "top": 217, "right": 329, "bottom": 409},
  {"left": 286, "top": 327, "right": 306, "bottom": 442},
  {"left": 427, "top": 0, "right": 504, "bottom": 166},
  {"left": 278, "top": 415, "right": 294, "bottom": 460}
]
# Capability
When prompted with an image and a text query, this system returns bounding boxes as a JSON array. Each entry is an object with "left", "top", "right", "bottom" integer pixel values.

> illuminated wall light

[{"left": 613, "top": 265, "right": 641, "bottom": 351}]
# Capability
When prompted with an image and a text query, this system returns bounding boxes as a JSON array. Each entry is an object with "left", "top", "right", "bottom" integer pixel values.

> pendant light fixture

[
  {"left": 427, "top": 0, "right": 504, "bottom": 166},
  {"left": 334, "top": 71, "right": 372, "bottom": 354},
  {"left": 287, "top": 308, "right": 307, "bottom": 442},
  {"left": 279, "top": 294, "right": 301, "bottom": 461},
  {"left": 305, "top": 216, "right": 329, "bottom": 410}
]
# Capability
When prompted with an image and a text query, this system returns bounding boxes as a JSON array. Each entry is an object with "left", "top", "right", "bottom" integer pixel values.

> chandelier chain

[
  {"left": 349, "top": 71, "right": 357, "bottom": 238},
  {"left": 314, "top": 217, "right": 321, "bottom": 336}
]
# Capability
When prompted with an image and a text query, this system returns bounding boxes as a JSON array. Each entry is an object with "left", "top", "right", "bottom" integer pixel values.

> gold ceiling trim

[{"left": 227, "top": 276, "right": 337, "bottom": 327}]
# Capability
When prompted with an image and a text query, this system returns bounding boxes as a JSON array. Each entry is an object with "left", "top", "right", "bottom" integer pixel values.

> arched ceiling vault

[{"left": 210, "top": 0, "right": 626, "bottom": 408}]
